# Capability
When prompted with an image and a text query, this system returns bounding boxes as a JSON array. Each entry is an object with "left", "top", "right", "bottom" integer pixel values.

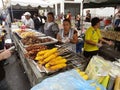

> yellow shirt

[{"left": 84, "top": 26, "right": 102, "bottom": 51}]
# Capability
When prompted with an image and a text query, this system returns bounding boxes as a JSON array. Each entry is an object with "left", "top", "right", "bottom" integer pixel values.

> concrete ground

[
  {"left": 4, "top": 52, "right": 31, "bottom": 90},
  {"left": 3, "top": 25, "right": 31, "bottom": 90}
]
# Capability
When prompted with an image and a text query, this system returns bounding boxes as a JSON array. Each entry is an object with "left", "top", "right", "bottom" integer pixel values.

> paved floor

[
  {"left": 2, "top": 24, "right": 31, "bottom": 90},
  {"left": 4, "top": 52, "right": 31, "bottom": 90}
]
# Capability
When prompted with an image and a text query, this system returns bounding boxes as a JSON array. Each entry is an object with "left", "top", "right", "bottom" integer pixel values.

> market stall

[
  {"left": 10, "top": 21, "right": 120, "bottom": 90},
  {"left": 11, "top": 24, "right": 87, "bottom": 86}
]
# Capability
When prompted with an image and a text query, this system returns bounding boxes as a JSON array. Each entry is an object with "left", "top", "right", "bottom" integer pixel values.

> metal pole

[
  {"left": 10, "top": 0, "right": 14, "bottom": 22},
  {"left": 1, "top": 0, "right": 5, "bottom": 9},
  {"left": 81, "top": 0, "right": 84, "bottom": 33}
]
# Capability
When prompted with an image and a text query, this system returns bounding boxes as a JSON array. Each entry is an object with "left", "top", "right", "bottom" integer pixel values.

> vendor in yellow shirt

[{"left": 83, "top": 17, "right": 113, "bottom": 58}]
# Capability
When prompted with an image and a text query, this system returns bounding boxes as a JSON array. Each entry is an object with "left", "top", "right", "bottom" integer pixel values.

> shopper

[
  {"left": 43, "top": 12, "right": 59, "bottom": 38},
  {"left": 83, "top": 17, "right": 113, "bottom": 58},
  {"left": 66, "top": 11, "right": 72, "bottom": 21},
  {"left": 39, "top": 13, "right": 47, "bottom": 32},
  {"left": 85, "top": 10, "right": 91, "bottom": 22},
  {"left": 33, "top": 13, "right": 42, "bottom": 31},
  {"left": 22, "top": 12, "right": 34, "bottom": 29},
  {"left": 57, "top": 19, "right": 78, "bottom": 52},
  {"left": 115, "top": 9, "right": 120, "bottom": 27},
  {"left": 75, "top": 14, "right": 81, "bottom": 30},
  {"left": 0, "top": 49, "right": 11, "bottom": 90}
]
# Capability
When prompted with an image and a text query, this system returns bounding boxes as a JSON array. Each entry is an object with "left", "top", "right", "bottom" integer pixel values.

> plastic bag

[
  {"left": 31, "top": 69, "right": 106, "bottom": 90},
  {"left": 85, "top": 56, "right": 112, "bottom": 80}
]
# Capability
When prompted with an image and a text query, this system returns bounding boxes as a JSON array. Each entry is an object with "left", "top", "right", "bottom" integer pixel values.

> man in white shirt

[{"left": 22, "top": 12, "right": 34, "bottom": 29}]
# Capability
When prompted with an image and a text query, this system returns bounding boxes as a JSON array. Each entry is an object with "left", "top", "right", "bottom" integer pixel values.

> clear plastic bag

[{"left": 31, "top": 69, "right": 106, "bottom": 90}]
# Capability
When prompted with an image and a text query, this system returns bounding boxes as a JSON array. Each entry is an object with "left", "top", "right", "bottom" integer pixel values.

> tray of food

[
  {"left": 21, "top": 36, "right": 58, "bottom": 47},
  {"left": 24, "top": 44, "right": 47, "bottom": 60},
  {"left": 33, "top": 48, "right": 75, "bottom": 74},
  {"left": 13, "top": 29, "right": 45, "bottom": 38}
]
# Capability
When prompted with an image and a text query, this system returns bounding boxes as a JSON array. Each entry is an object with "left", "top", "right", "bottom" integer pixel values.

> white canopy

[
  {"left": 7, "top": 0, "right": 53, "bottom": 8},
  {"left": 84, "top": 0, "right": 108, "bottom": 3}
]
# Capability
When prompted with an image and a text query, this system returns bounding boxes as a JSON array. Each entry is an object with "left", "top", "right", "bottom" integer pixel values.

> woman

[
  {"left": 43, "top": 12, "right": 59, "bottom": 38},
  {"left": 83, "top": 17, "right": 113, "bottom": 58},
  {"left": 57, "top": 19, "right": 78, "bottom": 52}
]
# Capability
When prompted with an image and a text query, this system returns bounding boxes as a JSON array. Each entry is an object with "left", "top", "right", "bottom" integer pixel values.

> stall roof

[
  {"left": 7, "top": 0, "right": 53, "bottom": 8},
  {"left": 83, "top": 0, "right": 120, "bottom": 8}
]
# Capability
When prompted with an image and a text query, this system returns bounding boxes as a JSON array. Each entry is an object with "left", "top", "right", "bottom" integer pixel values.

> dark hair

[
  {"left": 47, "top": 12, "right": 54, "bottom": 19},
  {"left": 91, "top": 17, "right": 100, "bottom": 26},
  {"left": 63, "top": 19, "right": 71, "bottom": 25}
]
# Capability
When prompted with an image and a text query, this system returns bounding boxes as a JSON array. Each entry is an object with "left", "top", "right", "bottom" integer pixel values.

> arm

[
  {"left": 70, "top": 30, "right": 78, "bottom": 44},
  {"left": 56, "top": 33, "right": 62, "bottom": 42},
  {"left": 100, "top": 38, "right": 113, "bottom": 45},
  {"left": 30, "top": 19, "right": 34, "bottom": 29},
  {"left": 0, "top": 50, "right": 11, "bottom": 61},
  {"left": 52, "top": 23, "right": 59, "bottom": 38},
  {"left": 85, "top": 40, "right": 97, "bottom": 46}
]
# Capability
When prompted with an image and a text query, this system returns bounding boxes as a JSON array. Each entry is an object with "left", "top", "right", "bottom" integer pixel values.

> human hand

[
  {"left": 62, "top": 38, "right": 70, "bottom": 43},
  {"left": 1, "top": 50, "right": 11, "bottom": 60},
  {"left": 96, "top": 43, "right": 102, "bottom": 48},
  {"left": 66, "top": 38, "right": 70, "bottom": 43},
  {"left": 108, "top": 41, "right": 114, "bottom": 45}
]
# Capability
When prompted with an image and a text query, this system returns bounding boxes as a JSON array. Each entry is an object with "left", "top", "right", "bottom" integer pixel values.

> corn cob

[
  {"left": 36, "top": 50, "right": 49, "bottom": 56},
  {"left": 43, "top": 48, "right": 58, "bottom": 58},
  {"left": 42, "top": 53, "right": 58, "bottom": 65},
  {"left": 49, "top": 59, "right": 67, "bottom": 66},
  {"left": 45, "top": 56, "right": 63, "bottom": 68},
  {"left": 35, "top": 56, "right": 44, "bottom": 61},
  {"left": 48, "top": 56, "right": 63, "bottom": 63},
  {"left": 48, "top": 63, "right": 67, "bottom": 71}
]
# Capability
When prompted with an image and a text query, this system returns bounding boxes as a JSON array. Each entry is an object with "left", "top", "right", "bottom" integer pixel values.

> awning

[
  {"left": 83, "top": 0, "right": 120, "bottom": 8},
  {"left": 7, "top": 0, "right": 53, "bottom": 8}
]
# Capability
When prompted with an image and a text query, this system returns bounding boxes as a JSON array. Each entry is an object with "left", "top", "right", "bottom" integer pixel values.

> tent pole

[
  {"left": 10, "top": 0, "right": 14, "bottom": 22},
  {"left": 113, "top": 7, "right": 115, "bottom": 27},
  {"left": 81, "top": 0, "right": 84, "bottom": 34},
  {"left": 1, "top": 0, "right": 5, "bottom": 9}
]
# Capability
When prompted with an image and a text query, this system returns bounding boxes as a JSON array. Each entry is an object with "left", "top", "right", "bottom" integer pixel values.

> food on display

[
  {"left": 25, "top": 45, "right": 47, "bottom": 59},
  {"left": 101, "top": 30, "right": 120, "bottom": 41},
  {"left": 35, "top": 48, "right": 67, "bottom": 71},
  {"left": 21, "top": 36, "right": 41, "bottom": 45},
  {"left": 45, "top": 58, "right": 67, "bottom": 68},
  {"left": 13, "top": 29, "right": 45, "bottom": 38},
  {"left": 47, "top": 63, "right": 67, "bottom": 71},
  {"left": 76, "top": 68, "right": 88, "bottom": 80},
  {"left": 20, "top": 31, "right": 36, "bottom": 38},
  {"left": 21, "top": 36, "right": 54, "bottom": 46}
]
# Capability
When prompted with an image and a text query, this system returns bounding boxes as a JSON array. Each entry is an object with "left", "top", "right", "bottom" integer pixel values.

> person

[
  {"left": 115, "top": 9, "right": 120, "bottom": 27},
  {"left": 59, "top": 12, "right": 64, "bottom": 24},
  {"left": 0, "top": 49, "right": 11, "bottom": 90},
  {"left": 22, "top": 12, "right": 34, "bottom": 29},
  {"left": 40, "top": 13, "right": 47, "bottom": 25},
  {"left": 66, "top": 11, "right": 72, "bottom": 21},
  {"left": 57, "top": 19, "right": 78, "bottom": 53},
  {"left": 21, "top": 13, "right": 25, "bottom": 22},
  {"left": 75, "top": 14, "right": 81, "bottom": 30},
  {"left": 39, "top": 13, "right": 47, "bottom": 32},
  {"left": 104, "top": 21, "right": 114, "bottom": 31},
  {"left": 0, "top": 15, "right": 3, "bottom": 25},
  {"left": 85, "top": 10, "right": 91, "bottom": 22},
  {"left": 33, "top": 13, "right": 42, "bottom": 31},
  {"left": 83, "top": 17, "right": 113, "bottom": 58},
  {"left": 42, "top": 12, "right": 59, "bottom": 38}
]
